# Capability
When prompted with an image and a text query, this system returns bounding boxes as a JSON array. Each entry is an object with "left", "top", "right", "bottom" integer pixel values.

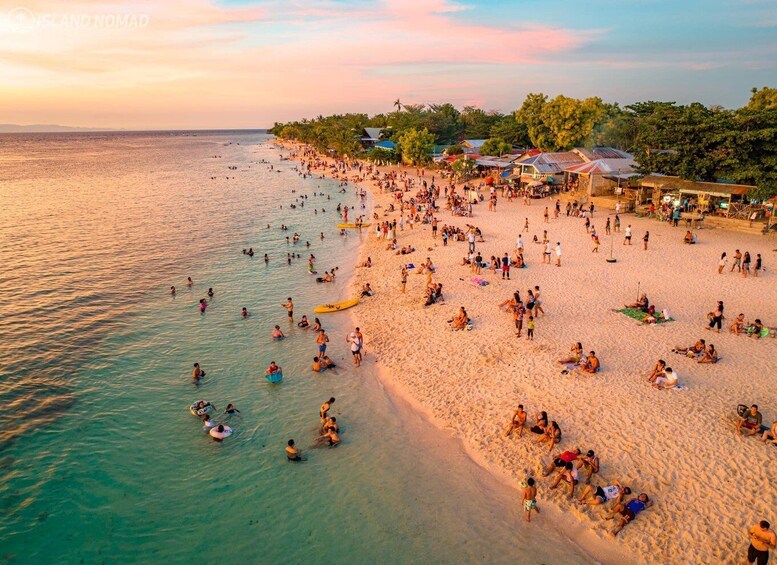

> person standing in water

[
  {"left": 282, "top": 297, "right": 294, "bottom": 322},
  {"left": 192, "top": 363, "right": 205, "bottom": 380},
  {"left": 286, "top": 439, "right": 303, "bottom": 462}
]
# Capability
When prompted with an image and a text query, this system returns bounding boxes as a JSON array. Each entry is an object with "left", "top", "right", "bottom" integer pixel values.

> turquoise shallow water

[{"left": 0, "top": 132, "right": 590, "bottom": 564}]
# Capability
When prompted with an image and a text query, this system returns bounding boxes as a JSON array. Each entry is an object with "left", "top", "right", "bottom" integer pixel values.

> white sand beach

[{"left": 280, "top": 140, "right": 777, "bottom": 565}]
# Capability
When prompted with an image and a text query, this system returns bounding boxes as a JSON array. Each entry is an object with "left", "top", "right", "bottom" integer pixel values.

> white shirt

[
  {"left": 555, "top": 244, "right": 562, "bottom": 256},
  {"left": 626, "top": 226, "right": 632, "bottom": 237},
  {"left": 602, "top": 485, "right": 621, "bottom": 500},
  {"left": 468, "top": 233, "right": 475, "bottom": 243},
  {"left": 516, "top": 236, "right": 524, "bottom": 250}
]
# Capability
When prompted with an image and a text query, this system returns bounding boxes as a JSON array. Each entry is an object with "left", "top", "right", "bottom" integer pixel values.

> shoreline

[{"left": 275, "top": 138, "right": 777, "bottom": 565}]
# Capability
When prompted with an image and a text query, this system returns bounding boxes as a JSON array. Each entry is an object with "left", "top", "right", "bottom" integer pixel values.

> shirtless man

[
  {"left": 762, "top": 420, "right": 777, "bottom": 445},
  {"left": 316, "top": 329, "right": 330, "bottom": 355},
  {"left": 577, "top": 450, "right": 599, "bottom": 484},
  {"left": 504, "top": 405, "right": 527, "bottom": 437},
  {"left": 549, "top": 461, "right": 578, "bottom": 498},
  {"left": 605, "top": 493, "right": 652, "bottom": 536},
  {"left": 673, "top": 339, "right": 705, "bottom": 357},
  {"left": 192, "top": 363, "right": 206, "bottom": 380},
  {"left": 747, "top": 520, "right": 776, "bottom": 565},
  {"left": 522, "top": 478, "right": 540, "bottom": 522},
  {"left": 575, "top": 351, "right": 600, "bottom": 374},
  {"left": 282, "top": 297, "right": 294, "bottom": 322},
  {"left": 320, "top": 397, "right": 335, "bottom": 420},
  {"left": 578, "top": 480, "right": 630, "bottom": 507},
  {"left": 286, "top": 439, "right": 303, "bottom": 462}
]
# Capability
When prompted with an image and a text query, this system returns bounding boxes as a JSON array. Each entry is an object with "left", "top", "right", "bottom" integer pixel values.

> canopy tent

[{"left": 564, "top": 158, "right": 636, "bottom": 175}]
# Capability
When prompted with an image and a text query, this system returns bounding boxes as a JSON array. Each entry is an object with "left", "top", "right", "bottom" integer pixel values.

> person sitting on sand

[
  {"left": 297, "top": 315, "right": 310, "bottom": 329},
  {"left": 536, "top": 420, "right": 561, "bottom": 453},
  {"left": 549, "top": 461, "right": 578, "bottom": 498},
  {"left": 504, "top": 405, "right": 527, "bottom": 437},
  {"left": 653, "top": 367, "right": 678, "bottom": 389},
  {"left": 360, "top": 283, "right": 374, "bottom": 298},
  {"left": 449, "top": 306, "right": 469, "bottom": 330},
  {"left": 558, "top": 342, "right": 583, "bottom": 365},
  {"left": 385, "top": 239, "right": 398, "bottom": 251},
  {"left": 529, "top": 411, "right": 548, "bottom": 435},
  {"left": 748, "top": 319, "right": 765, "bottom": 338},
  {"left": 605, "top": 493, "right": 652, "bottom": 536},
  {"left": 271, "top": 325, "right": 286, "bottom": 339},
  {"left": 499, "top": 293, "right": 519, "bottom": 312},
  {"left": 684, "top": 230, "right": 693, "bottom": 244},
  {"left": 360, "top": 257, "right": 372, "bottom": 268},
  {"left": 647, "top": 359, "right": 666, "bottom": 383},
  {"left": 761, "top": 420, "right": 777, "bottom": 445},
  {"left": 625, "top": 293, "right": 649, "bottom": 312},
  {"left": 574, "top": 351, "right": 600, "bottom": 375},
  {"left": 542, "top": 448, "right": 580, "bottom": 476},
  {"left": 578, "top": 480, "right": 631, "bottom": 507},
  {"left": 577, "top": 450, "right": 600, "bottom": 484},
  {"left": 737, "top": 405, "right": 763, "bottom": 436},
  {"left": 673, "top": 339, "right": 705, "bottom": 358},
  {"left": 698, "top": 343, "right": 719, "bottom": 364},
  {"left": 730, "top": 313, "right": 746, "bottom": 335}
]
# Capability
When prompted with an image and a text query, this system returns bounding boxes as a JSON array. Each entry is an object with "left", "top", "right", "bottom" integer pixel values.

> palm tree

[{"left": 393, "top": 99, "right": 402, "bottom": 112}]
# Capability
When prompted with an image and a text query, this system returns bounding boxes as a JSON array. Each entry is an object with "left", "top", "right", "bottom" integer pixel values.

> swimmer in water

[
  {"left": 265, "top": 361, "right": 281, "bottom": 376},
  {"left": 192, "top": 362, "right": 206, "bottom": 379},
  {"left": 186, "top": 277, "right": 193, "bottom": 287},
  {"left": 297, "top": 315, "right": 310, "bottom": 328},
  {"left": 207, "top": 288, "right": 214, "bottom": 298},
  {"left": 320, "top": 232, "right": 325, "bottom": 240},
  {"left": 320, "top": 397, "right": 335, "bottom": 420},
  {"left": 199, "top": 298, "right": 207, "bottom": 313},
  {"left": 224, "top": 403, "right": 240, "bottom": 415},
  {"left": 286, "top": 439, "right": 303, "bottom": 461},
  {"left": 241, "top": 307, "right": 249, "bottom": 318},
  {"left": 271, "top": 325, "right": 286, "bottom": 339},
  {"left": 247, "top": 248, "right": 254, "bottom": 257},
  {"left": 170, "top": 286, "right": 176, "bottom": 295},
  {"left": 306, "top": 241, "right": 310, "bottom": 248},
  {"left": 264, "top": 254, "right": 269, "bottom": 263}
]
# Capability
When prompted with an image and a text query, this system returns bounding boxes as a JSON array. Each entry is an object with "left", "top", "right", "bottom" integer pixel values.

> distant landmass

[
  {"left": 0, "top": 124, "right": 119, "bottom": 133},
  {"left": 0, "top": 124, "right": 269, "bottom": 134}
]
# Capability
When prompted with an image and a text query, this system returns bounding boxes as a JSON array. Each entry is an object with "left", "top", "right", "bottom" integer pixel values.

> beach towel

[
  {"left": 616, "top": 308, "right": 674, "bottom": 324},
  {"left": 469, "top": 277, "right": 489, "bottom": 287}
]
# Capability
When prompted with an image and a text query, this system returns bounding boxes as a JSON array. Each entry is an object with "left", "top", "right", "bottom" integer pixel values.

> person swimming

[
  {"left": 186, "top": 277, "right": 193, "bottom": 287},
  {"left": 170, "top": 286, "right": 176, "bottom": 295},
  {"left": 224, "top": 403, "right": 240, "bottom": 415},
  {"left": 247, "top": 248, "right": 254, "bottom": 257},
  {"left": 241, "top": 307, "right": 249, "bottom": 318},
  {"left": 298, "top": 315, "right": 310, "bottom": 328},
  {"left": 199, "top": 298, "right": 207, "bottom": 313},
  {"left": 207, "top": 288, "right": 214, "bottom": 298},
  {"left": 272, "top": 325, "right": 286, "bottom": 339}
]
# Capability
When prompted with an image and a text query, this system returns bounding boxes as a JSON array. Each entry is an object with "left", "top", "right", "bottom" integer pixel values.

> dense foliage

[{"left": 270, "top": 88, "right": 777, "bottom": 199}]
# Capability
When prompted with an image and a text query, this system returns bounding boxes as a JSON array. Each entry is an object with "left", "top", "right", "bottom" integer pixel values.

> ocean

[{"left": 0, "top": 131, "right": 590, "bottom": 564}]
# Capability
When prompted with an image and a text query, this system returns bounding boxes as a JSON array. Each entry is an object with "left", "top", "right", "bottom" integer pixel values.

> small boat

[
  {"left": 337, "top": 223, "right": 371, "bottom": 229},
  {"left": 265, "top": 371, "right": 283, "bottom": 384},
  {"left": 313, "top": 297, "right": 360, "bottom": 313}
]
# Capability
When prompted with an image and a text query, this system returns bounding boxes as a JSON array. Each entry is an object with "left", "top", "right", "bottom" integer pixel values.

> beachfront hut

[
  {"left": 639, "top": 175, "right": 752, "bottom": 215},
  {"left": 360, "top": 128, "right": 385, "bottom": 148},
  {"left": 564, "top": 157, "right": 637, "bottom": 196},
  {"left": 461, "top": 139, "right": 487, "bottom": 154},
  {"left": 510, "top": 151, "right": 584, "bottom": 188}
]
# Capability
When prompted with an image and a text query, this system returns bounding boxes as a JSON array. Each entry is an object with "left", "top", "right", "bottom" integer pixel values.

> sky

[{"left": 0, "top": 0, "right": 775, "bottom": 129}]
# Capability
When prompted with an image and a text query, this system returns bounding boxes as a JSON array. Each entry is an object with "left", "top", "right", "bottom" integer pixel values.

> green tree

[
  {"left": 424, "top": 103, "right": 462, "bottom": 144},
  {"left": 451, "top": 155, "right": 477, "bottom": 180},
  {"left": 479, "top": 137, "right": 512, "bottom": 156},
  {"left": 489, "top": 115, "right": 530, "bottom": 147},
  {"left": 747, "top": 87, "right": 777, "bottom": 111},
  {"left": 396, "top": 127, "right": 435, "bottom": 165},
  {"left": 515, "top": 93, "right": 554, "bottom": 150},
  {"left": 445, "top": 144, "right": 464, "bottom": 155},
  {"left": 460, "top": 106, "right": 503, "bottom": 139}
]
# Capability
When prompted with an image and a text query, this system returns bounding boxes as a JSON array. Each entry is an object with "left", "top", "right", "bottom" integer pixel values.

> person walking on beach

[
  {"left": 543, "top": 207, "right": 549, "bottom": 223},
  {"left": 522, "top": 478, "right": 539, "bottom": 522},
  {"left": 755, "top": 253, "right": 762, "bottom": 277},
  {"left": 543, "top": 241, "right": 552, "bottom": 264},
  {"left": 282, "top": 297, "right": 294, "bottom": 322},
  {"left": 614, "top": 215, "right": 621, "bottom": 233},
  {"left": 432, "top": 217, "right": 438, "bottom": 238},
  {"left": 605, "top": 217, "right": 611, "bottom": 235},
  {"left": 523, "top": 218, "right": 529, "bottom": 233},
  {"left": 501, "top": 253, "right": 510, "bottom": 280},
  {"left": 555, "top": 242, "right": 562, "bottom": 267},
  {"left": 746, "top": 520, "right": 776, "bottom": 565},
  {"left": 623, "top": 225, "right": 632, "bottom": 245},
  {"left": 643, "top": 231, "right": 649, "bottom": 250},
  {"left": 401, "top": 267, "right": 408, "bottom": 293},
  {"left": 742, "top": 251, "right": 751, "bottom": 278}
]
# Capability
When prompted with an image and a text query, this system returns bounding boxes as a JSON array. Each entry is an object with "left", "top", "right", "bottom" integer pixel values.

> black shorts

[
  {"left": 748, "top": 544, "right": 769, "bottom": 565},
  {"left": 626, "top": 236, "right": 632, "bottom": 241},
  {"left": 553, "top": 457, "right": 567, "bottom": 467},
  {"left": 620, "top": 508, "right": 636, "bottom": 522},
  {"left": 352, "top": 349, "right": 361, "bottom": 356},
  {"left": 594, "top": 486, "right": 607, "bottom": 502},
  {"left": 288, "top": 311, "right": 293, "bottom": 317}
]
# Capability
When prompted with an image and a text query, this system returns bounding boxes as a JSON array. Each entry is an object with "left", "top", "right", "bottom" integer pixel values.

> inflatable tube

[
  {"left": 266, "top": 371, "right": 283, "bottom": 384},
  {"left": 190, "top": 402, "right": 214, "bottom": 417},
  {"left": 209, "top": 426, "right": 233, "bottom": 441}
]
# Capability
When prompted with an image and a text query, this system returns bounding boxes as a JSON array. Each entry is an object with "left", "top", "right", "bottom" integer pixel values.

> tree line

[{"left": 270, "top": 88, "right": 777, "bottom": 199}]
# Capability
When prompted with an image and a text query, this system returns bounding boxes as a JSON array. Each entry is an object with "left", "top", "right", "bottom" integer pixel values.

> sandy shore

[{"left": 278, "top": 140, "right": 777, "bottom": 564}]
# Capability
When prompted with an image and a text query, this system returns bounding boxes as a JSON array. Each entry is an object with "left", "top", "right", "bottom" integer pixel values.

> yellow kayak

[
  {"left": 313, "top": 297, "right": 360, "bottom": 313},
  {"left": 337, "top": 223, "right": 371, "bottom": 229}
]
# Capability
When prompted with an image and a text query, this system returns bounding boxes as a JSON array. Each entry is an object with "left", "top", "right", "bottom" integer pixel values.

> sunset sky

[{"left": 0, "top": 0, "right": 775, "bottom": 129}]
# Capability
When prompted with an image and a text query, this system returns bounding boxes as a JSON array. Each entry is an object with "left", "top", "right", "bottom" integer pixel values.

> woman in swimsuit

[
  {"left": 529, "top": 411, "right": 548, "bottom": 434},
  {"left": 698, "top": 344, "right": 718, "bottom": 364},
  {"left": 536, "top": 421, "right": 561, "bottom": 453},
  {"left": 558, "top": 343, "right": 583, "bottom": 365}
]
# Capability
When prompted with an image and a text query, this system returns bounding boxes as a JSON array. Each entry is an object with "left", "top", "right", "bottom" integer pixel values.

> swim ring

[
  {"left": 209, "top": 426, "right": 233, "bottom": 441},
  {"left": 190, "top": 401, "right": 214, "bottom": 417},
  {"left": 265, "top": 371, "right": 283, "bottom": 384}
]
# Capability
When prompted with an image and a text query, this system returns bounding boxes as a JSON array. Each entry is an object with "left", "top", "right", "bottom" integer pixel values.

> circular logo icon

[{"left": 7, "top": 7, "right": 35, "bottom": 33}]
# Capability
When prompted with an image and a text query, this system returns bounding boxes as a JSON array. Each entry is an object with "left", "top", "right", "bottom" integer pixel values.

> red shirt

[{"left": 559, "top": 451, "right": 578, "bottom": 463}]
